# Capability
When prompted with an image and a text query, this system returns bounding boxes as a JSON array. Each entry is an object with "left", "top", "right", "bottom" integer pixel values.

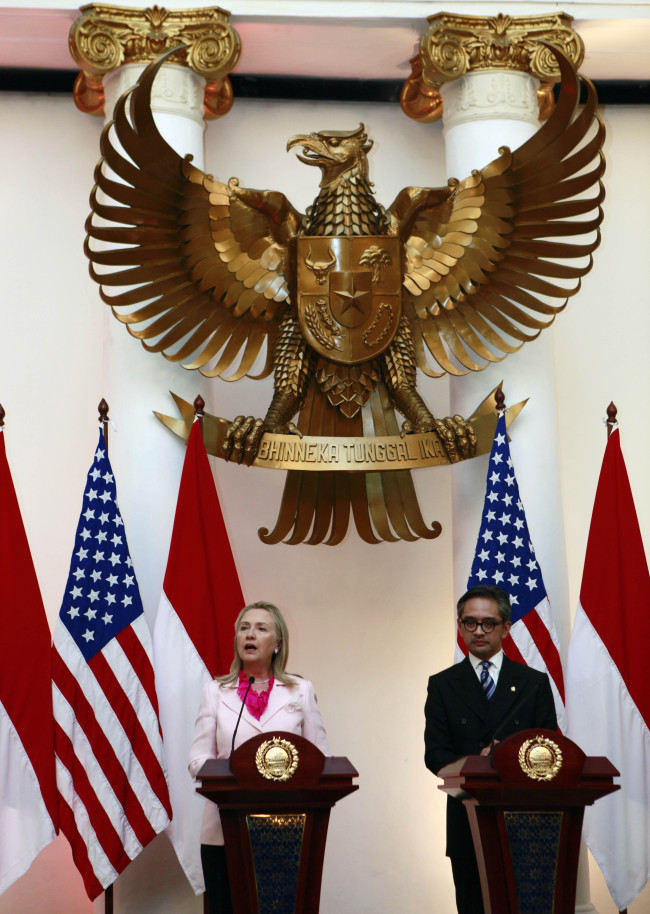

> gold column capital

[
  {"left": 401, "top": 11, "right": 584, "bottom": 123},
  {"left": 69, "top": 3, "right": 241, "bottom": 119}
]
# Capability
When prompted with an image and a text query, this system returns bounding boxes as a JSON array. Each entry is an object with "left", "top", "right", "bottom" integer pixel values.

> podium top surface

[
  {"left": 437, "top": 728, "right": 619, "bottom": 805},
  {"left": 199, "top": 755, "right": 358, "bottom": 782},
  {"left": 196, "top": 731, "right": 359, "bottom": 798}
]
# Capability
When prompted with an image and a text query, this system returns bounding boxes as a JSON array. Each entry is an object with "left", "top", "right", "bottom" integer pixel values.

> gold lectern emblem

[
  {"left": 518, "top": 736, "right": 563, "bottom": 782},
  {"left": 255, "top": 737, "right": 299, "bottom": 782}
]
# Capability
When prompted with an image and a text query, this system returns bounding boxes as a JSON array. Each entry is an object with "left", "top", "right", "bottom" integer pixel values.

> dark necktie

[{"left": 481, "top": 660, "right": 496, "bottom": 701}]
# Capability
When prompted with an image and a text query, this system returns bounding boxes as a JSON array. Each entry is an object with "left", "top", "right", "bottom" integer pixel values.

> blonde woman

[{"left": 189, "top": 601, "right": 330, "bottom": 914}]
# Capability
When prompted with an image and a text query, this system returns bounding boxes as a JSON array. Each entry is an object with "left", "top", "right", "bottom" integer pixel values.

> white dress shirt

[{"left": 468, "top": 649, "right": 504, "bottom": 687}]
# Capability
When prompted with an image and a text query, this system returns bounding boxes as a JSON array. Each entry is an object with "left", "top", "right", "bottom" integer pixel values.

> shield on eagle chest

[{"left": 297, "top": 236, "right": 402, "bottom": 364}]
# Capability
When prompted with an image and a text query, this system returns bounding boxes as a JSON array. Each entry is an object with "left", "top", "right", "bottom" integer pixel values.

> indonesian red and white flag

[
  {"left": 566, "top": 427, "right": 650, "bottom": 910},
  {"left": 0, "top": 430, "right": 58, "bottom": 894},
  {"left": 153, "top": 421, "right": 243, "bottom": 893},
  {"left": 457, "top": 413, "right": 566, "bottom": 729},
  {"left": 52, "top": 430, "right": 172, "bottom": 899}
]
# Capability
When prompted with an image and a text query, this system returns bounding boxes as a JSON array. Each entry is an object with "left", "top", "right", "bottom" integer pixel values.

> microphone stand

[
  {"left": 231, "top": 676, "right": 255, "bottom": 755},
  {"left": 488, "top": 681, "right": 540, "bottom": 755}
]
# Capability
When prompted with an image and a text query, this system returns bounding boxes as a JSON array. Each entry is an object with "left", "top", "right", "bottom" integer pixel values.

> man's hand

[{"left": 480, "top": 739, "right": 500, "bottom": 757}]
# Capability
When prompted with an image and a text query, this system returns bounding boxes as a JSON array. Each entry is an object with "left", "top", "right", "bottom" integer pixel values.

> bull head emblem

[{"left": 305, "top": 246, "right": 336, "bottom": 285}]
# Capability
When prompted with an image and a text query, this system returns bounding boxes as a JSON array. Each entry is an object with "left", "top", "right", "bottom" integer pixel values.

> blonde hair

[{"left": 217, "top": 601, "right": 296, "bottom": 686}]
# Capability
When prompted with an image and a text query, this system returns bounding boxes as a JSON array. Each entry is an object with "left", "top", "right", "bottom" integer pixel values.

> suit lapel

[
  {"left": 220, "top": 685, "right": 262, "bottom": 733},
  {"left": 487, "top": 655, "right": 530, "bottom": 730},
  {"left": 446, "top": 655, "right": 537, "bottom": 738},
  {"left": 221, "top": 679, "right": 291, "bottom": 734},
  {"left": 259, "top": 680, "right": 291, "bottom": 725},
  {"left": 448, "top": 656, "right": 488, "bottom": 721}
]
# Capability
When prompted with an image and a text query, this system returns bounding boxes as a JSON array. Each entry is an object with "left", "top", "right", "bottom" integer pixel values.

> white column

[
  {"left": 92, "top": 60, "right": 212, "bottom": 914},
  {"left": 441, "top": 69, "right": 540, "bottom": 179},
  {"left": 99, "top": 61, "right": 213, "bottom": 622},
  {"left": 104, "top": 62, "right": 207, "bottom": 170},
  {"left": 442, "top": 68, "right": 596, "bottom": 914}
]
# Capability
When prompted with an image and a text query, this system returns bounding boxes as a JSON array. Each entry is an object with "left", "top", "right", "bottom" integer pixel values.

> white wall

[
  {"left": 0, "top": 87, "right": 648, "bottom": 914},
  {"left": 554, "top": 105, "right": 650, "bottom": 606}
]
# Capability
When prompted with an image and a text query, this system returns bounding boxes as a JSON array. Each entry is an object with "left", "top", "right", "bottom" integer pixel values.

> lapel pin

[{"left": 511, "top": 686, "right": 516, "bottom": 691}]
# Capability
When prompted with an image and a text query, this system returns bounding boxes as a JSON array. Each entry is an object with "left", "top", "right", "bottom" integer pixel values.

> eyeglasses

[{"left": 459, "top": 618, "right": 504, "bottom": 634}]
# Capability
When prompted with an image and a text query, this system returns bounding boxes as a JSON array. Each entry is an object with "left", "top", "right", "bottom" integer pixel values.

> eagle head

[{"left": 287, "top": 124, "right": 373, "bottom": 187}]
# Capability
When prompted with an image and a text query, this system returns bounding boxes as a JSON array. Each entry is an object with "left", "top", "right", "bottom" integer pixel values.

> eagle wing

[
  {"left": 86, "top": 51, "right": 301, "bottom": 381},
  {"left": 398, "top": 45, "right": 605, "bottom": 377}
]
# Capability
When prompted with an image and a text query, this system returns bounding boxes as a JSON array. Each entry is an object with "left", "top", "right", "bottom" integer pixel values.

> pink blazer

[{"left": 188, "top": 676, "right": 331, "bottom": 844}]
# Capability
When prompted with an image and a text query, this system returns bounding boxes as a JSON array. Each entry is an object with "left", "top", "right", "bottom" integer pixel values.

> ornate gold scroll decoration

[
  {"left": 69, "top": 3, "right": 240, "bottom": 117},
  {"left": 85, "top": 46, "right": 604, "bottom": 545},
  {"left": 401, "top": 12, "right": 584, "bottom": 123},
  {"left": 155, "top": 387, "right": 526, "bottom": 472},
  {"left": 255, "top": 737, "right": 299, "bottom": 782},
  {"left": 518, "top": 736, "right": 563, "bottom": 782}
]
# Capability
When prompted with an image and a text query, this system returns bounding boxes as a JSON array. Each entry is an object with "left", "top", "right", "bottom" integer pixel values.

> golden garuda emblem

[{"left": 85, "top": 45, "right": 604, "bottom": 545}]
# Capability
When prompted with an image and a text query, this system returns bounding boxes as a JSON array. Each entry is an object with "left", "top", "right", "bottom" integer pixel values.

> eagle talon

[
  {"left": 400, "top": 418, "right": 435, "bottom": 438},
  {"left": 400, "top": 412, "right": 474, "bottom": 463},
  {"left": 223, "top": 414, "right": 243, "bottom": 462},
  {"left": 282, "top": 423, "right": 303, "bottom": 439},
  {"left": 224, "top": 415, "right": 265, "bottom": 466},
  {"left": 433, "top": 416, "right": 477, "bottom": 464}
]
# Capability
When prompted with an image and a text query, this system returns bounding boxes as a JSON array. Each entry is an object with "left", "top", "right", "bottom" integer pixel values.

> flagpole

[
  {"left": 99, "top": 398, "right": 110, "bottom": 454},
  {"left": 606, "top": 401, "right": 618, "bottom": 439},
  {"left": 98, "top": 398, "right": 113, "bottom": 914},
  {"left": 494, "top": 384, "right": 505, "bottom": 415},
  {"left": 605, "top": 401, "right": 628, "bottom": 914},
  {"left": 193, "top": 393, "right": 211, "bottom": 914},
  {"left": 194, "top": 394, "right": 205, "bottom": 435},
  {"left": 605, "top": 403, "right": 627, "bottom": 914}
]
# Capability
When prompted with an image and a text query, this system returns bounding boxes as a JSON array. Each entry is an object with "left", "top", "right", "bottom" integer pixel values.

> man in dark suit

[{"left": 424, "top": 585, "right": 557, "bottom": 914}]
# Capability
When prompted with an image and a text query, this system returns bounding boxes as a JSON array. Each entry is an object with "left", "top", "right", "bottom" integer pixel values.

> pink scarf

[{"left": 237, "top": 670, "right": 274, "bottom": 721}]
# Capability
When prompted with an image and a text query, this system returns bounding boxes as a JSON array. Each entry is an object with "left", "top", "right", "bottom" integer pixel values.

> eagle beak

[
  {"left": 287, "top": 133, "right": 330, "bottom": 167},
  {"left": 287, "top": 134, "right": 310, "bottom": 152}
]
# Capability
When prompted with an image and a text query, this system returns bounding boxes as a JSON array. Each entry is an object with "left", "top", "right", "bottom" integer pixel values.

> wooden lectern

[
  {"left": 438, "top": 728, "right": 619, "bottom": 914},
  {"left": 197, "top": 731, "right": 358, "bottom": 914}
]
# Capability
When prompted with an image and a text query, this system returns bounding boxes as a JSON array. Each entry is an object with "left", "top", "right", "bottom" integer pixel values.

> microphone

[
  {"left": 488, "top": 681, "right": 540, "bottom": 754},
  {"left": 231, "top": 676, "right": 255, "bottom": 755}
]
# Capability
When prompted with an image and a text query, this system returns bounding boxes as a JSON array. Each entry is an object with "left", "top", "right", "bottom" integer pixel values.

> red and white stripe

[
  {"left": 567, "top": 429, "right": 650, "bottom": 909},
  {"left": 153, "top": 422, "right": 243, "bottom": 893},
  {"left": 52, "top": 614, "right": 171, "bottom": 899},
  {"left": 0, "top": 432, "right": 58, "bottom": 894},
  {"left": 504, "top": 598, "right": 565, "bottom": 729}
]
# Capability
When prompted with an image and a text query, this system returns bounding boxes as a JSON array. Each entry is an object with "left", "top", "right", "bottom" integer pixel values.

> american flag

[
  {"left": 52, "top": 429, "right": 172, "bottom": 899},
  {"left": 458, "top": 412, "right": 567, "bottom": 730}
]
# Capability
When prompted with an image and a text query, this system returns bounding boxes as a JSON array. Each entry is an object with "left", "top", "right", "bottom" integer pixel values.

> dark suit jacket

[{"left": 424, "top": 654, "right": 557, "bottom": 858}]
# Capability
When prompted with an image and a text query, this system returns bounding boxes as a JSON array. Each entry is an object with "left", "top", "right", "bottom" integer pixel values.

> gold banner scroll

[{"left": 155, "top": 387, "right": 526, "bottom": 471}]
